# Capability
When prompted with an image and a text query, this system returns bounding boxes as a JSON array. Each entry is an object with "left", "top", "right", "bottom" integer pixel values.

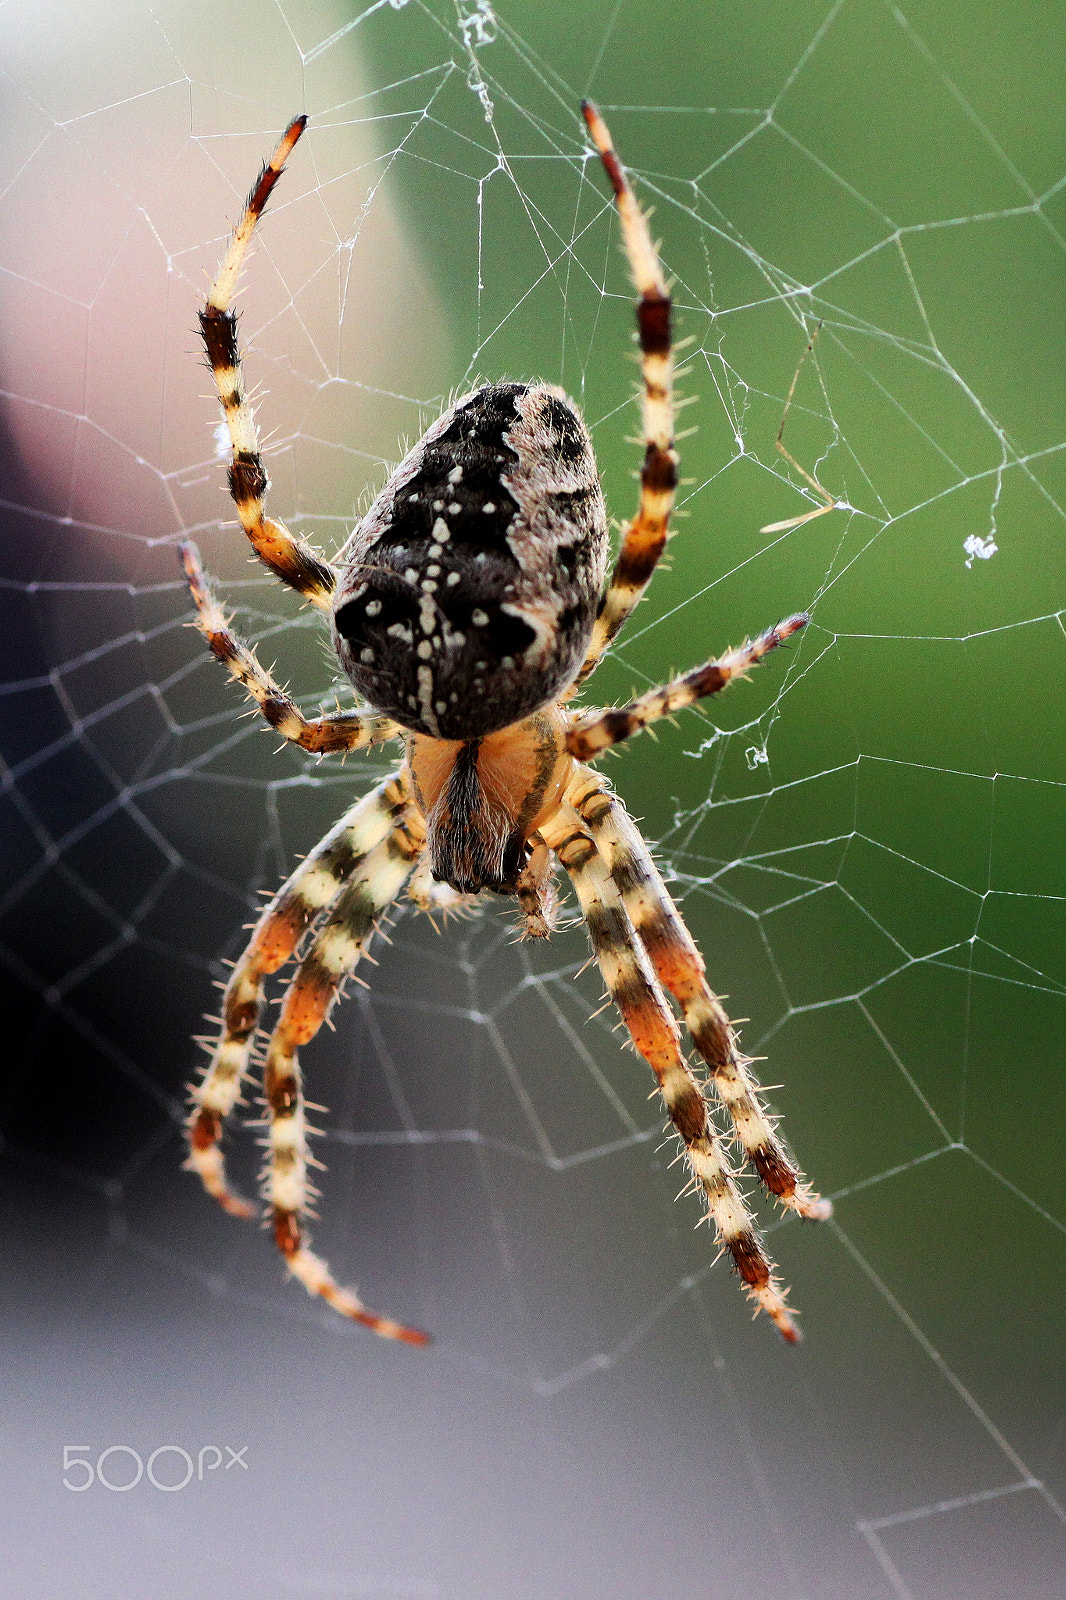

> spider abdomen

[{"left": 332, "top": 382, "right": 608, "bottom": 739}]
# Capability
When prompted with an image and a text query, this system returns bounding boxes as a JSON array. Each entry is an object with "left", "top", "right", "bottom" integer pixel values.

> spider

[{"left": 182, "top": 105, "right": 833, "bottom": 1347}]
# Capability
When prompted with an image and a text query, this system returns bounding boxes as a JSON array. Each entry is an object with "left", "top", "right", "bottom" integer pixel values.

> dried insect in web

[
  {"left": 181, "top": 104, "right": 836, "bottom": 1349},
  {"left": 760, "top": 323, "right": 838, "bottom": 534}
]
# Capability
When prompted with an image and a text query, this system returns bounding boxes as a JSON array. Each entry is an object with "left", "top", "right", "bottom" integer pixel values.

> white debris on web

[
  {"left": 460, "top": 0, "right": 498, "bottom": 121},
  {"left": 963, "top": 531, "right": 999, "bottom": 567},
  {"left": 459, "top": 0, "right": 497, "bottom": 49}
]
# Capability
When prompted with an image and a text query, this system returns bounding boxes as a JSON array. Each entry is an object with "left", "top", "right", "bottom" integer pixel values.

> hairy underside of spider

[{"left": 182, "top": 104, "right": 834, "bottom": 1348}]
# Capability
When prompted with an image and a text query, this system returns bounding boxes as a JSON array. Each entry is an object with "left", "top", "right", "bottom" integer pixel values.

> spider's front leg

[
  {"left": 187, "top": 776, "right": 409, "bottom": 1217},
  {"left": 566, "top": 768, "right": 830, "bottom": 1222},
  {"left": 260, "top": 806, "right": 431, "bottom": 1344},
  {"left": 542, "top": 807, "right": 802, "bottom": 1341}
]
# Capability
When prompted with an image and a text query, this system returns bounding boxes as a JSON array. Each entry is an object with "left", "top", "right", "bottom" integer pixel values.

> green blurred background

[{"left": 1, "top": 1, "right": 1063, "bottom": 1596}]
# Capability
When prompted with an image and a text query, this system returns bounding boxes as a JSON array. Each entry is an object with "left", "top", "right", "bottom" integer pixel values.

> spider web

[{"left": 2, "top": 1, "right": 1065, "bottom": 1596}]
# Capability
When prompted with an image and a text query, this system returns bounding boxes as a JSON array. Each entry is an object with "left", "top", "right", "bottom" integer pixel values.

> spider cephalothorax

[{"left": 182, "top": 106, "right": 833, "bottom": 1347}]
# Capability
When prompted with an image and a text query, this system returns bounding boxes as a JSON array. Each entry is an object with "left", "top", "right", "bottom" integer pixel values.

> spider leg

[
  {"left": 261, "top": 809, "right": 431, "bottom": 1344},
  {"left": 541, "top": 806, "right": 801, "bottom": 1341},
  {"left": 567, "top": 612, "right": 807, "bottom": 761},
  {"left": 181, "top": 541, "right": 400, "bottom": 752},
  {"left": 187, "top": 775, "right": 409, "bottom": 1216},
  {"left": 573, "top": 101, "right": 678, "bottom": 687},
  {"left": 567, "top": 769, "right": 830, "bottom": 1220},
  {"left": 200, "top": 115, "right": 337, "bottom": 609}
]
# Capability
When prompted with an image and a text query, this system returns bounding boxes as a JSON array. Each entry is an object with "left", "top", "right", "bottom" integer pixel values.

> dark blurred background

[{"left": 1, "top": 2, "right": 1064, "bottom": 1596}]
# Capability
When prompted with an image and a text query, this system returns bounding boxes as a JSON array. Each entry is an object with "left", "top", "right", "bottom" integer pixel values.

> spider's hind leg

[
  {"left": 201, "top": 115, "right": 337, "bottom": 608},
  {"left": 574, "top": 102, "right": 679, "bottom": 687},
  {"left": 187, "top": 775, "right": 409, "bottom": 1217},
  {"left": 568, "top": 770, "right": 830, "bottom": 1221}
]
